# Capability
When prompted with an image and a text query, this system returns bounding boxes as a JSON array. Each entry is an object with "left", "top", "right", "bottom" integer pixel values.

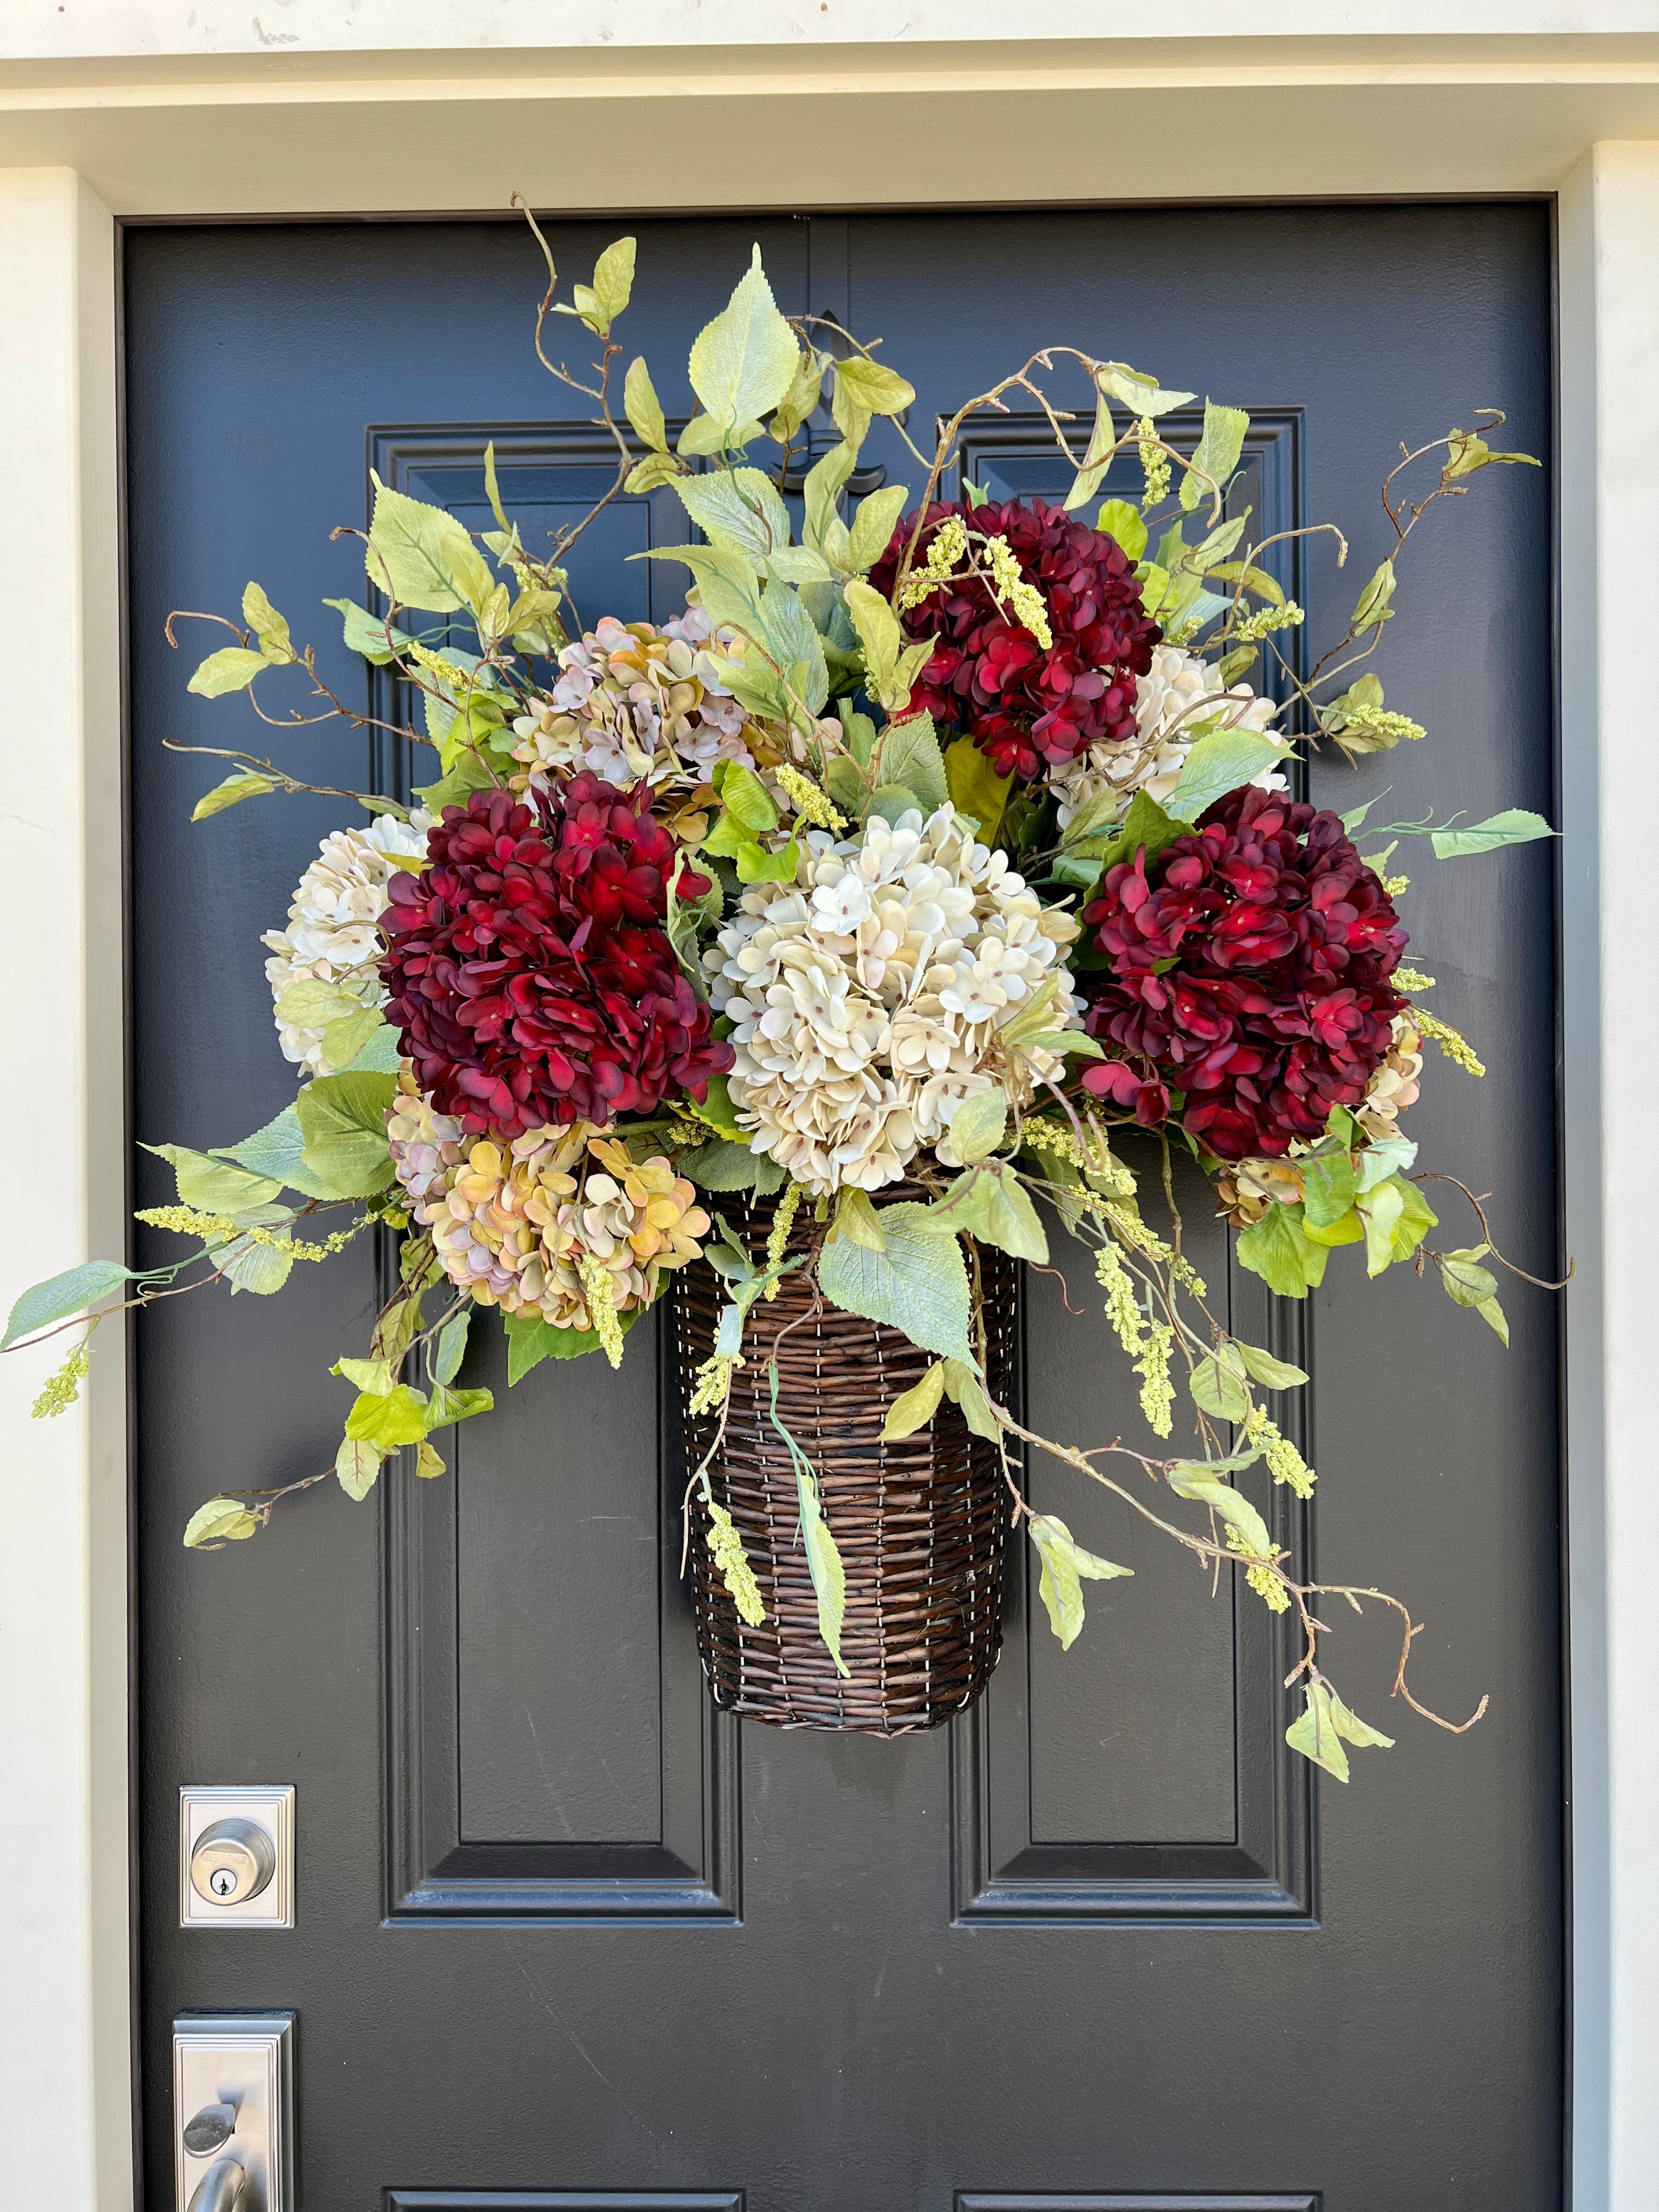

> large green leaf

[
  {"left": 142, "top": 1141, "right": 285, "bottom": 1217},
  {"left": 502, "top": 1304, "right": 640, "bottom": 1384},
  {"left": 187, "top": 647, "right": 270, "bottom": 698},
  {"left": 345, "top": 1382, "right": 430, "bottom": 1449},
  {"left": 687, "top": 247, "right": 801, "bottom": 437},
  {"left": 365, "top": 477, "right": 492, "bottom": 614},
  {"left": 295, "top": 1073, "right": 397, "bottom": 1198},
  {"left": 1164, "top": 729, "right": 1287, "bottom": 822},
  {"left": 929, "top": 1162, "right": 1048, "bottom": 1264},
  {"left": 1430, "top": 809, "right": 1557, "bottom": 859},
  {"left": 943, "top": 1090, "right": 1007, "bottom": 1165},
  {"left": 757, "top": 582, "right": 830, "bottom": 715},
  {"left": 1180, "top": 399, "right": 1251, "bottom": 513},
  {"left": 877, "top": 714, "right": 949, "bottom": 813},
  {"left": 817, "top": 1201, "right": 974, "bottom": 1367},
  {"left": 2, "top": 1259, "right": 136, "bottom": 1350},
  {"left": 1189, "top": 1351, "right": 1251, "bottom": 1424},
  {"left": 674, "top": 467, "right": 791, "bottom": 562},
  {"left": 1234, "top": 1203, "right": 1329, "bottom": 1297}
]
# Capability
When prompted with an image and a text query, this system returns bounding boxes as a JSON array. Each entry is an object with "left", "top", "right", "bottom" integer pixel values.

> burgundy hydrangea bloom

[
  {"left": 380, "top": 777, "right": 732, "bottom": 1138},
  {"left": 867, "top": 497, "right": 1161, "bottom": 781},
  {"left": 1077, "top": 786, "right": 1409, "bottom": 1161}
]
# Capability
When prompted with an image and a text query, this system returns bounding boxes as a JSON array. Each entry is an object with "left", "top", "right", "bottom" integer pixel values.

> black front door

[{"left": 129, "top": 204, "right": 1562, "bottom": 2210}]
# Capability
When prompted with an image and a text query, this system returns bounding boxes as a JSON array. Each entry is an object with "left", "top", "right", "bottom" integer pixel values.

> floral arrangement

[{"left": 5, "top": 224, "right": 1560, "bottom": 1780}]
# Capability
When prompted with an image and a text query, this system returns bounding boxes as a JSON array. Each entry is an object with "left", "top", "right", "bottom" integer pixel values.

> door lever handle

[{"left": 184, "top": 2157, "right": 244, "bottom": 2212}]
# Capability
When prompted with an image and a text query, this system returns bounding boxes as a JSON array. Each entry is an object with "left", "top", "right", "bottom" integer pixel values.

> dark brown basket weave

[{"left": 677, "top": 1186, "right": 1017, "bottom": 1735}]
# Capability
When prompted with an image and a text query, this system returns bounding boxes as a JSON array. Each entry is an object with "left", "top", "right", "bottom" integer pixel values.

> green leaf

[
  {"left": 1438, "top": 1247, "right": 1499, "bottom": 1307},
  {"left": 502, "top": 1305, "right": 640, "bottom": 1383},
  {"left": 831, "top": 1187, "right": 888, "bottom": 1251},
  {"left": 679, "top": 1140, "right": 786, "bottom": 1196},
  {"left": 1164, "top": 728, "right": 1287, "bottom": 822},
  {"left": 1092, "top": 787, "right": 1187, "bottom": 877},
  {"left": 212, "top": 1227, "right": 293, "bottom": 1296},
  {"left": 799, "top": 1457, "right": 848, "bottom": 1678},
  {"left": 1359, "top": 1173, "right": 1437, "bottom": 1277},
  {"left": 188, "top": 647, "right": 269, "bottom": 697},
  {"left": 733, "top": 836, "right": 800, "bottom": 884},
  {"left": 295, "top": 1072, "right": 397, "bottom": 1199},
  {"left": 213, "top": 1104, "right": 345, "bottom": 1201},
  {"left": 191, "top": 770, "right": 278, "bottom": 821},
  {"left": 335, "top": 1434, "right": 387, "bottom": 1503},
  {"left": 817, "top": 1200, "right": 974, "bottom": 1367},
  {"left": 833, "top": 354, "right": 915, "bottom": 416},
  {"left": 843, "top": 580, "right": 916, "bottom": 712},
  {"left": 323, "top": 596, "right": 415, "bottom": 666},
  {"left": 1430, "top": 809, "right": 1557, "bottom": 859},
  {"left": 945, "top": 1088, "right": 1008, "bottom": 1164},
  {"left": 944, "top": 735, "right": 1013, "bottom": 841},
  {"left": 1233, "top": 1343, "right": 1308, "bottom": 1391},
  {"left": 755, "top": 582, "right": 830, "bottom": 716},
  {"left": 1445, "top": 427, "right": 1541, "bottom": 478},
  {"left": 345, "top": 1382, "right": 430, "bottom": 1449},
  {"left": 866, "top": 785, "right": 924, "bottom": 827},
  {"left": 688, "top": 247, "right": 801, "bottom": 437},
  {"left": 803, "top": 441, "right": 857, "bottom": 555},
  {"left": 415, "top": 1440, "right": 446, "bottom": 1480},
  {"left": 1300, "top": 1143, "right": 1357, "bottom": 1232},
  {"left": 930, "top": 1162, "right": 1049, "bottom": 1265},
  {"left": 848, "top": 484, "right": 910, "bottom": 574},
  {"left": 882, "top": 1360, "right": 946, "bottom": 1440},
  {"left": 1096, "top": 496, "right": 1147, "bottom": 561},
  {"left": 713, "top": 760, "right": 779, "bottom": 834},
  {"left": 1029, "top": 1513, "right": 1133, "bottom": 1651},
  {"left": 691, "top": 1074, "right": 744, "bottom": 1142},
  {"left": 1166, "top": 1466, "right": 1272, "bottom": 1562},
  {"left": 433, "top": 1307, "right": 471, "bottom": 1386},
  {"left": 1352, "top": 558, "right": 1397, "bottom": 630},
  {"left": 1329, "top": 1687, "right": 1396, "bottom": 1750},
  {"left": 3, "top": 1259, "right": 136, "bottom": 1349},
  {"left": 333, "top": 1353, "right": 394, "bottom": 1395},
  {"left": 366, "top": 476, "right": 492, "bottom": 616},
  {"left": 675, "top": 467, "right": 791, "bottom": 561},
  {"left": 1234, "top": 1203, "right": 1329, "bottom": 1298},
  {"left": 142, "top": 1141, "right": 285, "bottom": 1217},
  {"left": 877, "top": 714, "right": 949, "bottom": 813},
  {"left": 1190, "top": 1352, "right": 1252, "bottom": 1423},
  {"left": 1302, "top": 1204, "right": 1365, "bottom": 1250},
  {"left": 623, "top": 354, "right": 669, "bottom": 450},
  {"left": 1097, "top": 362, "right": 1196, "bottom": 416},
  {"left": 769, "top": 345, "right": 825, "bottom": 441},
  {"left": 413, "top": 746, "right": 496, "bottom": 817},
  {"left": 321, "top": 1006, "right": 385, "bottom": 1071},
  {"left": 1286, "top": 1683, "right": 1348, "bottom": 1781},
  {"left": 941, "top": 1357, "right": 1001, "bottom": 1440},
  {"left": 182, "top": 1497, "right": 261, "bottom": 1548},
  {"left": 241, "top": 580, "right": 295, "bottom": 663},
  {"left": 1180, "top": 399, "right": 1251, "bottom": 513},
  {"left": 589, "top": 234, "right": 635, "bottom": 326},
  {"left": 426, "top": 1381, "right": 494, "bottom": 1429},
  {"left": 624, "top": 450, "right": 682, "bottom": 496},
  {"left": 1475, "top": 1295, "right": 1511, "bottom": 1347}
]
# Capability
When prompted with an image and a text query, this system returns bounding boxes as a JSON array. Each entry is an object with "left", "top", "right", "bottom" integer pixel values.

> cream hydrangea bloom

[
  {"left": 704, "top": 804, "right": 1082, "bottom": 1196},
  {"left": 510, "top": 606, "right": 754, "bottom": 792},
  {"left": 1053, "top": 642, "right": 1286, "bottom": 832},
  {"left": 261, "top": 811, "right": 431, "bottom": 1075},
  {"left": 386, "top": 1078, "right": 710, "bottom": 1330}
]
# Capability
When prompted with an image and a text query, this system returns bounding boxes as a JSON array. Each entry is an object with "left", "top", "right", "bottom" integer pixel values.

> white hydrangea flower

[
  {"left": 261, "top": 811, "right": 431, "bottom": 1075},
  {"left": 705, "top": 804, "right": 1082, "bottom": 1195},
  {"left": 1052, "top": 642, "right": 1287, "bottom": 832}
]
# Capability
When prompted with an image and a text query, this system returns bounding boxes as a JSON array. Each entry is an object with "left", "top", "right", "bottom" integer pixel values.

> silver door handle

[{"left": 185, "top": 2157, "right": 245, "bottom": 2212}]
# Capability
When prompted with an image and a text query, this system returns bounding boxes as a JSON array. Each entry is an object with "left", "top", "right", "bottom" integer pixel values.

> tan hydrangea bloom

[
  {"left": 1052, "top": 642, "right": 1285, "bottom": 833},
  {"left": 1355, "top": 1013, "right": 1424, "bottom": 1142},
  {"left": 510, "top": 607, "right": 755, "bottom": 794},
  {"left": 704, "top": 805, "right": 1081, "bottom": 1195},
  {"left": 386, "top": 1074, "right": 710, "bottom": 1330},
  {"left": 261, "top": 811, "right": 431, "bottom": 1075}
]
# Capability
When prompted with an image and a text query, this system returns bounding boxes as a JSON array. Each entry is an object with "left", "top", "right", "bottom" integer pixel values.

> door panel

[{"left": 129, "top": 206, "right": 1560, "bottom": 2210}]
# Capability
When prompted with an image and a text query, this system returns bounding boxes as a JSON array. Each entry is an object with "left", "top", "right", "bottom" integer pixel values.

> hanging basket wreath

[{"left": 5, "top": 221, "right": 1562, "bottom": 1764}]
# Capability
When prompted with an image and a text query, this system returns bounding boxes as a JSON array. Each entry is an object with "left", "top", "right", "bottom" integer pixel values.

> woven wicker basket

[{"left": 676, "top": 1187, "right": 1017, "bottom": 1735}]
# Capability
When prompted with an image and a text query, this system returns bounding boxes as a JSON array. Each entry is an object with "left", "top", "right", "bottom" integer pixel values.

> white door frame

[{"left": 1, "top": 21, "right": 1654, "bottom": 2209}]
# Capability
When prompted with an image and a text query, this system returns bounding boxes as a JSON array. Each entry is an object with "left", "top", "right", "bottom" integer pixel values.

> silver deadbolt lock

[
  {"left": 191, "top": 1820, "right": 275, "bottom": 1906},
  {"left": 179, "top": 1787, "right": 295, "bottom": 1928}
]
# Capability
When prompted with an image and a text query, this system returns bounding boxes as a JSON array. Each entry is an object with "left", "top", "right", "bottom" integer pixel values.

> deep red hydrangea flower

[
  {"left": 867, "top": 497, "right": 1161, "bottom": 780},
  {"left": 380, "top": 777, "right": 732, "bottom": 1138},
  {"left": 1077, "top": 786, "right": 1409, "bottom": 1160}
]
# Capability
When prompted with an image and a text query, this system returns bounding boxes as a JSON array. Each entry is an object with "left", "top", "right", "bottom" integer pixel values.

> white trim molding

[
  {"left": 1559, "top": 139, "right": 1659, "bottom": 2212},
  {"left": 0, "top": 25, "right": 1655, "bottom": 2211},
  {"left": 0, "top": 166, "right": 129, "bottom": 2212}
]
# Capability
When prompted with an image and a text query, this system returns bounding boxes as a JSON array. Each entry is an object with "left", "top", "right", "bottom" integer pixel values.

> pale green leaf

[
  {"left": 335, "top": 1434, "right": 387, "bottom": 1503},
  {"left": 1164, "top": 728, "right": 1288, "bottom": 822},
  {"left": 323, "top": 596, "right": 414, "bottom": 666},
  {"left": 365, "top": 476, "right": 493, "bottom": 615},
  {"left": 433, "top": 1307, "right": 471, "bottom": 1386},
  {"left": 191, "top": 770, "right": 277, "bottom": 822},
  {"left": 1190, "top": 1352, "right": 1252, "bottom": 1424},
  {"left": 1166, "top": 1466, "right": 1273, "bottom": 1561},
  {"left": 241, "top": 581, "right": 295, "bottom": 663},
  {"left": 294, "top": 1072, "right": 397, "bottom": 1199},
  {"left": 847, "top": 484, "right": 909, "bottom": 574},
  {"left": 415, "top": 1440, "right": 445, "bottom": 1480},
  {"left": 1430, "top": 809, "right": 1557, "bottom": 859},
  {"left": 1286, "top": 1683, "right": 1350, "bottom": 1781},
  {"left": 817, "top": 1200, "right": 974, "bottom": 1367},
  {"left": 1234, "top": 1204, "right": 1328, "bottom": 1299},
  {"left": 2, "top": 1259, "right": 135, "bottom": 1350},
  {"left": 1096, "top": 496, "right": 1148, "bottom": 560},
  {"left": 211, "top": 1104, "right": 341, "bottom": 1201},
  {"left": 833, "top": 354, "right": 915, "bottom": 416},
  {"left": 345, "top": 1382, "right": 430, "bottom": 1449},
  {"left": 929, "top": 1161, "right": 1048, "bottom": 1265},
  {"left": 1352, "top": 559, "right": 1397, "bottom": 630},
  {"left": 945, "top": 1089, "right": 1008, "bottom": 1165},
  {"left": 803, "top": 441, "right": 858, "bottom": 556},
  {"left": 183, "top": 1497, "right": 261, "bottom": 1548},
  {"left": 142, "top": 1142, "right": 284, "bottom": 1217},
  {"left": 675, "top": 467, "right": 791, "bottom": 561},
  {"left": 1097, "top": 362, "right": 1197, "bottom": 416},
  {"left": 321, "top": 1006, "right": 385, "bottom": 1072},
  {"left": 941, "top": 1358, "right": 1001, "bottom": 1440},
  {"left": 832, "top": 1187, "right": 888, "bottom": 1251},
  {"left": 1180, "top": 399, "right": 1251, "bottom": 514},
  {"left": 881, "top": 1360, "right": 945, "bottom": 1440},
  {"left": 590, "top": 235, "right": 635, "bottom": 325},
  {"left": 1233, "top": 1343, "right": 1308, "bottom": 1391},
  {"left": 211, "top": 1228, "right": 294, "bottom": 1296},
  {"left": 688, "top": 247, "right": 802, "bottom": 435},
  {"left": 875, "top": 713, "right": 948, "bottom": 813},
  {"left": 943, "top": 734, "right": 1013, "bottom": 841},
  {"left": 188, "top": 647, "right": 269, "bottom": 698}
]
